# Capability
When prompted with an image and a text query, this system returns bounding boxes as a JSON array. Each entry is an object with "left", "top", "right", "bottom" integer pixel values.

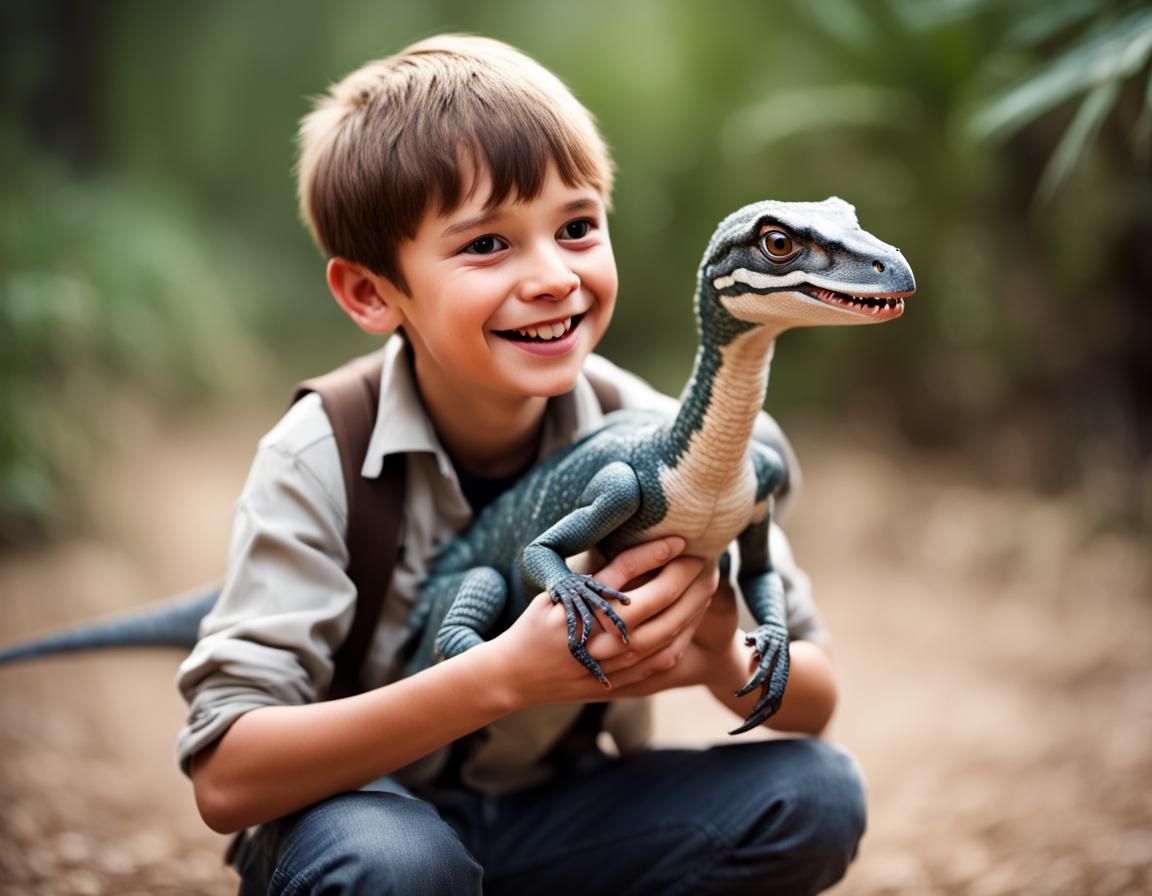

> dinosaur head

[{"left": 701, "top": 197, "right": 916, "bottom": 333}]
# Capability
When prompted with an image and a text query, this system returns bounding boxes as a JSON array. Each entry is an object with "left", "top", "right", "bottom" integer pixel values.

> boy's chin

[
  {"left": 495, "top": 343, "right": 593, "bottom": 398},
  {"left": 519, "top": 370, "right": 583, "bottom": 399}
]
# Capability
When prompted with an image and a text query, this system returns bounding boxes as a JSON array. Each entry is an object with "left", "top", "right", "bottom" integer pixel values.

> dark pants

[{"left": 232, "top": 738, "right": 866, "bottom": 896}]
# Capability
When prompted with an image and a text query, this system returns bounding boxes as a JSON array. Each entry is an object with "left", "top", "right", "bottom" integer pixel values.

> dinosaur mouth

[
  {"left": 494, "top": 313, "right": 585, "bottom": 343},
  {"left": 802, "top": 285, "right": 906, "bottom": 317}
]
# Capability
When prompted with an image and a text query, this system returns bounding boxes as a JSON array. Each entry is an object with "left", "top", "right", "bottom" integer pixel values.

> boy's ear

[{"left": 326, "top": 257, "right": 406, "bottom": 334}]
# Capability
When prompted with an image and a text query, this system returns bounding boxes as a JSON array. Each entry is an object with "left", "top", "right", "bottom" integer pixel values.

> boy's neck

[
  {"left": 419, "top": 380, "right": 548, "bottom": 478},
  {"left": 440, "top": 403, "right": 547, "bottom": 478}
]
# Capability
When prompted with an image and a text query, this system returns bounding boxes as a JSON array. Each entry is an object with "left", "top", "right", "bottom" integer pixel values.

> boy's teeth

[{"left": 515, "top": 317, "right": 572, "bottom": 340}]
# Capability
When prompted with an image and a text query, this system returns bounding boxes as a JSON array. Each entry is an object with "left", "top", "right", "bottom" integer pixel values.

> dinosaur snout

[{"left": 879, "top": 251, "right": 916, "bottom": 297}]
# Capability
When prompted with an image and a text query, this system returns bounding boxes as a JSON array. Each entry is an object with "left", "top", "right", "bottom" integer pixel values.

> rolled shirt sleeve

[{"left": 176, "top": 396, "right": 356, "bottom": 773}]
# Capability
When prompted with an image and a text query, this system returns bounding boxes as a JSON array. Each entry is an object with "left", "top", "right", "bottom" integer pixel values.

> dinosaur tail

[{"left": 0, "top": 587, "right": 219, "bottom": 664}]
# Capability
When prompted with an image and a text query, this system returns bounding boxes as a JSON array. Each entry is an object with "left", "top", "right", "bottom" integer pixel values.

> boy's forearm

[
  {"left": 706, "top": 638, "right": 837, "bottom": 736},
  {"left": 191, "top": 640, "right": 518, "bottom": 833},
  {"left": 190, "top": 541, "right": 705, "bottom": 834}
]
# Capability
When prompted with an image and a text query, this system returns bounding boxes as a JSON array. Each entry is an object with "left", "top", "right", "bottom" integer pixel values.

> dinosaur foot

[
  {"left": 729, "top": 623, "right": 791, "bottom": 734},
  {"left": 549, "top": 574, "right": 632, "bottom": 686}
]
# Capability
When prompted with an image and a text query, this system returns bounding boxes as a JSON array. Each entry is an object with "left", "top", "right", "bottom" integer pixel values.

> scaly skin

[{"left": 406, "top": 197, "right": 916, "bottom": 732}]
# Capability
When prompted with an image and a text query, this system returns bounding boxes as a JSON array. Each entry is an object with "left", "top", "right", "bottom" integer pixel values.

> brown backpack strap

[{"left": 292, "top": 350, "right": 406, "bottom": 699}]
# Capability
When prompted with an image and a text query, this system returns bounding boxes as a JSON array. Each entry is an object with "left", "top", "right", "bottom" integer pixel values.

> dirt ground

[{"left": 0, "top": 407, "right": 1149, "bottom": 895}]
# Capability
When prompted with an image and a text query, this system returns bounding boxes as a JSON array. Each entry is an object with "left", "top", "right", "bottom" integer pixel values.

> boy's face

[{"left": 385, "top": 163, "right": 617, "bottom": 404}]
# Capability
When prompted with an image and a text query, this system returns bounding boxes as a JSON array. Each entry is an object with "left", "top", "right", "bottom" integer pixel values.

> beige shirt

[{"left": 176, "top": 337, "right": 821, "bottom": 792}]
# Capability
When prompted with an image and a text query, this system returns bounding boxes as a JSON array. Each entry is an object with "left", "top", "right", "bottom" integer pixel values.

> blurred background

[{"left": 0, "top": 1, "right": 1149, "bottom": 894}]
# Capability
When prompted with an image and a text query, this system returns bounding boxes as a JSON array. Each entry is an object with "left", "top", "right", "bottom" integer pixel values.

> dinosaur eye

[{"left": 759, "top": 230, "right": 797, "bottom": 262}]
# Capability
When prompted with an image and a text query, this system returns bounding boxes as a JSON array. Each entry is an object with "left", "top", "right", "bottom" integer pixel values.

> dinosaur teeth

[{"left": 808, "top": 287, "right": 904, "bottom": 313}]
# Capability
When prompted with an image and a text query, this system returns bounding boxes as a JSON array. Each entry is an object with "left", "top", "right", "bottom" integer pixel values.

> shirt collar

[{"left": 361, "top": 337, "right": 608, "bottom": 479}]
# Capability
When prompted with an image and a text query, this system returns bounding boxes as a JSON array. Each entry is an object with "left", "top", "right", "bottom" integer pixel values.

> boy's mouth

[{"left": 494, "top": 313, "right": 585, "bottom": 343}]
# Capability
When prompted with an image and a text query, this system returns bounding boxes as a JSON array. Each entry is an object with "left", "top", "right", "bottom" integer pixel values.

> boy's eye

[
  {"left": 463, "top": 235, "right": 508, "bottom": 255},
  {"left": 559, "top": 220, "right": 593, "bottom": 240}
]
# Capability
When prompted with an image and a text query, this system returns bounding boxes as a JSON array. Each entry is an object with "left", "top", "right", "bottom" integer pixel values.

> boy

[{"left": 178, "top": 34, "right": 865, "bottom": 895}]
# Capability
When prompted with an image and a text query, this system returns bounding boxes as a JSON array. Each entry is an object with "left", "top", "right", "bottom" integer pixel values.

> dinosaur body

[
  {"left": 0, "top": 197, "right": 915, "bottom": 734},
  {"left": 405, "top": 405, "right": 783, "bottom": 677},
  {"left": 408, "top": 197, "right": 915, "bottom": 731}
]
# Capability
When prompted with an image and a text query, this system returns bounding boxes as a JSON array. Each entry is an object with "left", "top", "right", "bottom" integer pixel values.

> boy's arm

[
  {"left": 686, "top": 568, "right": 837, "bottom": 735},
  {"left": 709, "top": 639, "right": 837, "bottom": 735},
  {"left": 604, "top": 595, "right": 838, "bottom": 736},
  {"left": 191, "top": 537, "right": 716, "bottom": 833},
  {"left": 699, "top": 520, "right": 838, "bottom": 734},
  {"left": 605, "top": 521, "right": 838, "bottom": 735}
]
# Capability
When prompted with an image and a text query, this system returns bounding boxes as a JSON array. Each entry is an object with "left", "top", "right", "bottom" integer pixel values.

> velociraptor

[{"left": 404, "top": 196, "right": 915, "bottom": 732}]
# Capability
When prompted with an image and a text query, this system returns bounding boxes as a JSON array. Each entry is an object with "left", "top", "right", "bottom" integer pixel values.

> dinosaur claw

[
  {"left": 549, "top": 573, "right": 632, "bottom": 681},
  {"left": 728, "top": 714, "right": 764, "bottom": 736},
  {"left": 574, "top": 644, "right": 611, "bottom": 687},
  {"left": 729, "top": 623, "right": 791, "bottom": 734},
  {"left": 728, "top": 690, "right": 781, "bottom": 734},
  {"left": 585, "top": 580, "right": 631, "bottom": 605},
  {"left": 592, "top": 599, "right": 629, "bottom": 644}
]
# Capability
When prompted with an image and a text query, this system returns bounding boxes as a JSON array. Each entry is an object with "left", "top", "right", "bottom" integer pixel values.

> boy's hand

[
  {"left": 489, "top": 537, "right": 719, "bottom": 708},
  {"left": 685, "top": 573, "right": 739, "bottom": 653},
  {"left": 606, "top": 570, "right": 746, "bottom": 699}
]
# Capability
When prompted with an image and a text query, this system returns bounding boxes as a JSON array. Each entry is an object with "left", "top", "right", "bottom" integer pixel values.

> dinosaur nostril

[{"left": 873, "top": 260, "right": 885, "bottom": 273}]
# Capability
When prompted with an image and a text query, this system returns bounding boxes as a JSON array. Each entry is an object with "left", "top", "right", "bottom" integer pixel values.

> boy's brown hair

[{"left": 297, "top": 34, "right": 614, "bottom": 292}]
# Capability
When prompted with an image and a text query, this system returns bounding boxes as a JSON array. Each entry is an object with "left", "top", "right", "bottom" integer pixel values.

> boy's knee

[
  {"left": 771, "top": 741, "right": 867, "bottom": 891},
  {"left": 271, "top": 793, "right": 482, "bottom": 895}
]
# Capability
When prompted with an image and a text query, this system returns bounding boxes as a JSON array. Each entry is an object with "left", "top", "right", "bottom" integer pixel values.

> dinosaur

[
  {"left": 403, "top": 197, "right": 914, "bottom": 731},
  {"left": 0, "top": 197, "right": 914, "bottom": 733}
]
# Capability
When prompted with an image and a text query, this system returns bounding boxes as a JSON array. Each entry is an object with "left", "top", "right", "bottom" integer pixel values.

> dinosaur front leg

[
  {"left": 730, "top": 512, "right": 791, "bottom": 734},
  {"left": 436, "top": 567, "right": 508, "bottom": 661},
  {"left": 520, "top": 461, "right": 642, "bottom": 686},
  {"left": 403, "top": 568, "right": 510, "bottom": 677}
]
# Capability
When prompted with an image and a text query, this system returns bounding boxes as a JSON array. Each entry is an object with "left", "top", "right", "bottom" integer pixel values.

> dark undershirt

[{"left": 453, "top": 461, "right": 534, "bottom": 515}]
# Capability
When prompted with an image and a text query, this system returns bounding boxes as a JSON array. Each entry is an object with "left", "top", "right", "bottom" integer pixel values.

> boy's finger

[
  {"left": 592, "top": 567, "right": 710, "bottom": 656},
  {"left": 600, "top": 622, "right": 700, "bottom": 691},
  {"left": 581, "top": 560, "right": 699, "bottom": 654},
  {"left": 592, "top": 537, "right": 686, "bottom": 591},
  {"left": 597, "top": 601, "right": 708, "bottom": 676},
  {"left": 607, "top": 553, "right": 708, "bottom": 628},
  {"left": 589, "top": 561, "right": 714, "bottom": 666}
]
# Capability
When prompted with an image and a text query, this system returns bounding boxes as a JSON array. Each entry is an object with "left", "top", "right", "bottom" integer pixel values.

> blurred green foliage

[{"left": 1, "top": 0, "right": 1149, "bottom": 538}]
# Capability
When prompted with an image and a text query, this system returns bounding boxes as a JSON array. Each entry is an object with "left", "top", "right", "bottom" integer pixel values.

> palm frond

[
  {"left": 791, "top": 0, "right": 882, "bottom": 53},
  {"left": 970, "top": 6, "right": 1152, "bottom": 142},
  {"left": 1135, "top": 63, "right": 1152, "bottom": 162},
  {"left": 1003, "top": 0, "right": 1108, "bottom": 47},
  {"left": 727, "top": 84, "right": 916, "bottom": 149},
  {"left": 1037, "top": 78, "right": 1122, "bottom": 200}
]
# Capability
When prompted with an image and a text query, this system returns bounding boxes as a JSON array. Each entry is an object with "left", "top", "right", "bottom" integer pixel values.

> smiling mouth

[
  {"left": 801, "top": 285, "right": 907, "bottom": 316},
  {"left": 494, "top": 313, "right": 585, "bottom": 343}
]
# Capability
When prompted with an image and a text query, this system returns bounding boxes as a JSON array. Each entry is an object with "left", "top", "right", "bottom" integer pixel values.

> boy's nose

[{"left": 517, "top": 245, "right": 580, "bottom": 301}]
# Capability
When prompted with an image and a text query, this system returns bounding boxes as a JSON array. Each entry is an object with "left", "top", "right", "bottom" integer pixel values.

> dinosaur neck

[{"left": 667, "top": 289, "right": 778, "bottom": 484}]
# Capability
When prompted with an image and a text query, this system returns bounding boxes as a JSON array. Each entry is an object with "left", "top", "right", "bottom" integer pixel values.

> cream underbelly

[{"left": 642, "top": 464, "right": 770, "bottom": 556}]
